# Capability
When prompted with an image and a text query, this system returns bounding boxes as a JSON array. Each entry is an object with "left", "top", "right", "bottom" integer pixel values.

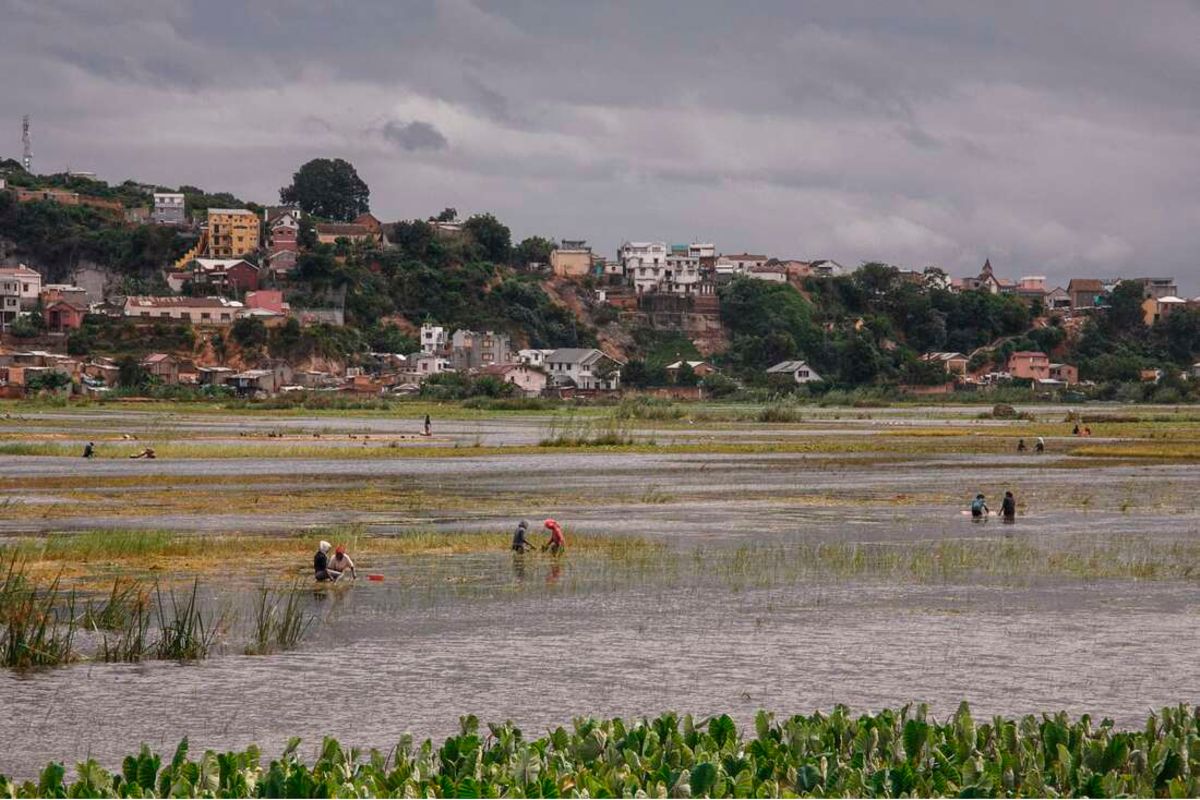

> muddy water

[
  {"left": 2, "top": 570, "right": 1198, "bottom": 778},
  {"left": 2, "top": 408, "right": 1200, "bottom": 777}
]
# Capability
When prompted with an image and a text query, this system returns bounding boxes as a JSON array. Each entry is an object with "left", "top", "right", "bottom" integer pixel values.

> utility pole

[{"left": 21, "top": 115, "right": 32, "bottom": 172}]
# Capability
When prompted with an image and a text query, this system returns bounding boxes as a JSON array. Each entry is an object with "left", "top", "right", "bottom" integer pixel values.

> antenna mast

[{"left": 21, "top": 115, "right": 32, "bottom": 172}]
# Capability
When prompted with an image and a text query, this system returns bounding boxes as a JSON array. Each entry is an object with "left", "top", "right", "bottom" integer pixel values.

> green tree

[
  {"left": 26, "top": 371, "right": 71, "bottom": 392},
  {"left": 231, "top": 317, "right": 268, "bottom": 350},
  {"left": 675, "top": 363, "right": 699, "bottom": 386},
  {"left": 463, "top": 213, "right": 511, "bottom": 264},
  {"left": 1106, "top": 280, "right": 1146, "bottom": 333},
  {"left": 279, "top": 158, "right": 370, "bottom": 222},
  {"left": 117, "top": 356, "right": 150, "bottom": 390},
  {"left": 434, "top": 207, "right": 458, "bottom": 222},
  {"left": 513, "top": 236, "right": 555, "bottom": 267}
]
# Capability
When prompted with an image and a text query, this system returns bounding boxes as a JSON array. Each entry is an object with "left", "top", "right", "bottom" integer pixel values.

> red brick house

[
  {"left": 1008, "top": 351, "right": 1050, "bottom": 381},
  {"left": 225, "top": 260, "right": 260, "bottom": 292},
  {"left": 44, "top": 301, "right": 87, "bottom": 332}
]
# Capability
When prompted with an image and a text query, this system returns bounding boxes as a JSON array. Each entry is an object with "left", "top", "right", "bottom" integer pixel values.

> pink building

[{"left": 1008, "top": 351, "right": 1050, "bottom": 381}]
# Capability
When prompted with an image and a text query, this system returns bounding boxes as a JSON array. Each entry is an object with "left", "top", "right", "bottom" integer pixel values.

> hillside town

[{"left": 0, "top": 173, "right": 1194, "bottom": 399}]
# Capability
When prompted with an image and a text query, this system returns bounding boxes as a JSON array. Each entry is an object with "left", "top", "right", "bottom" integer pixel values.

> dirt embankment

[{"left": 541, "top": 277, "right": 635, "bottom": 360}]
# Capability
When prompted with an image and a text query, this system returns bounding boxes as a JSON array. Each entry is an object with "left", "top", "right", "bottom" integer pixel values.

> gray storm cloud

[
  {"left": 381, "top": 120, "right": 448, "bottom": 152},
  {"left": 1, "top": 0, "right": 1198, "bottom": 290}
]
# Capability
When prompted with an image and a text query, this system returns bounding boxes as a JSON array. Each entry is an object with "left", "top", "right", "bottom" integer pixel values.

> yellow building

[{"left": 206, "top": 208, "right": 261, "bottom": 258}]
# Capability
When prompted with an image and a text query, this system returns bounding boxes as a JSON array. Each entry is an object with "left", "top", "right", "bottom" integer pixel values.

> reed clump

[
  {"left": 0, "top": 557, "right": 77, "bottom": 669},
  {"left": 247, "top": 581, "right": 313, "bottom": 656}
]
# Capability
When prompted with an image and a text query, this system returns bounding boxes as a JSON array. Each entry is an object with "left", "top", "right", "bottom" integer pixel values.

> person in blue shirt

[{"left": 970, "top": 493, "right": 989, "bottom": 521}]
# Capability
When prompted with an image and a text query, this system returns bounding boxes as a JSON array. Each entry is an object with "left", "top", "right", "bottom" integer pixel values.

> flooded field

[{"left": 1, "top": 402, "right": 1199, "bottom": 777}]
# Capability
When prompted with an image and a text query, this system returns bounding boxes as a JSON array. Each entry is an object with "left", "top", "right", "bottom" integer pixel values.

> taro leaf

[
  {"left": 284, "top": 764, "right": 312, "bottom": 798},
  {"left": 709, "top": 715, "right": 737, "bottom": 750},
  {"left": 1101, "top": 736, "right": 1129, "bottom": 773},
  {"left": 37, "top": 761, "right": 66, "bottom": 799},
  {"left": 690, "top": 762, "right": 718, "bottom": 797},
  {"left": 755, "top": 710, "right": 772, "bottom": 743},
  {"left": 199, "top": 751, "right": 220, "bottom": 795},
  {"left": 1078, "top": 772, "right": 1105, "bottom": 798},
  {"left": 262, "top": 762, "right": 286, "bottom": 798},
  {"left": 903, "top": 719, "right": 929, "bottom": 763},
  {"left": 456, "top": 776, "right": 479, "bottom": 798},
  {"left": 282, "top": 737, "right": 301, "bottom": 760},
  {"left": 796, "top": 764, "right": 822, "bottom": 792},
  {"left": 890, "top": 763, "right": 916, "bottom": 795},
  {"left": 74, "top": 759, "right": 109, "bottom": 797},
  {"left": 137, "top": 747, "right": 160, "bottom": 792},
  {"left": 1157, "top": 749, "right": 1184, "bottom": 789},
  {"left": 170, "top": 737, "right": 189, "bottom": 774}
]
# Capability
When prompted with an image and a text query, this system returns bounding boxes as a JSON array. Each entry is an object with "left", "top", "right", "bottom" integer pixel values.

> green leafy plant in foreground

[{"left": 6, "top": 703, "right": 1200, "bottom": 797}]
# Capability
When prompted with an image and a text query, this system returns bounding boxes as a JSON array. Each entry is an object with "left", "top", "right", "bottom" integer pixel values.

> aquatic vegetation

[
  {"left": 0, "top": 557, "right": 77, "bottom": 669},
  {"left": 153, "top": 581, "right": 224, "bottom": 662},
  {"left": 757, "top": 403, "right": 805, "bottom": 423},
  {"left": 247, "top": 581, "right": 313, "bottom": 656},
  {"left": 5, "top": 704, "right": 1200, "bottom": 797},
  {"left": 539, "top": 413, "right": 640, "bottom": 446},
  {"left": 96, "top": 587, "right": 153, "bottom": 663},
  {"left": 639, "top": 484, "right": 675, "bottom": 504}
]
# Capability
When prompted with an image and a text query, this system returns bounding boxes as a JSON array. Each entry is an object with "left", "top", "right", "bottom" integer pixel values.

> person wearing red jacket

[{"left": 543, "top": 519, "right": 565, "bottom": 555}]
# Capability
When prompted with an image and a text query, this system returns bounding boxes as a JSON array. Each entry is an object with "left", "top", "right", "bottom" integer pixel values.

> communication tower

[{"left": 21, "top": 115, "right": 32, "bottom": 172}]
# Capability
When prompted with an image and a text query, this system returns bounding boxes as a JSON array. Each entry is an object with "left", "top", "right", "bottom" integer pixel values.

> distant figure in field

[
  {"left": 423, "top": 414, "right": 432, "bottom": 437},
  {"left": 1001, "top": 491, "right": 1017, "bottom": 523},
  {"left": 1035, "top": 437, "right": 1045, "bottom": 454},
  {"left": 511, "top": 520, "right": 533, "bottom": 553},
  {"left": 1017, "top": 438, "right": 1026, "bottom": 453},
  {"left": 543, "top": 519, "right": 566, "bottom": 554},
  {"left": 328, "top": 544, "right": 357, "bottom": 580},
  {"left": 970, "top": 493, "right": 989, "bottom": 521},
  {"left": 1083, "top": 426, "right": 1092, "bottom": 437},
  {"left": 314, "top": 540, "right": 333, "bottom": 582},
  {"left": 82, "top": 441, "right": 95, "bottom": 458},
  {"left": 1072, "top": 423, "right": 1080, "bottom": 436}
]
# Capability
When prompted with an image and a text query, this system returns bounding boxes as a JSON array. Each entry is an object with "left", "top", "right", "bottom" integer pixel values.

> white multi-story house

[
  {"left": 420, "top": 324, "right": 449, "bottom": 355},
  {"left": 0, "top": 265, "right": 42, "bottom": 308},
  {"left": 622, "top": 241, "right": 718, "bottom": 295},
  {"left": 517, "top": 349, "right": 555, "bottom": 368},
  {"left": 619, "top": 241, "right": 668, "bottom": 294},
  {"left": 0, "top": 276, "right": 22, "bottom": 328},
  {"left": 545, "top": 348, "right": 623, "bottom": 390},
  {"left": 152, "top": 193, "right": 186, "bottom": 225},
  {"left": 663, "top": 252, "right": 702, "bottom": 294}
]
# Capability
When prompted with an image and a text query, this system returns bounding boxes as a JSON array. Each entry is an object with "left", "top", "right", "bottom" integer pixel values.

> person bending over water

[
  {"left": 970, "top": 493, "right": 989, "bottom": 521},
  {"left": 328, "top": 544, "right": 356, "bottom": 580},
  {"left": 511, "top": 520, "right": 533, "bottom": 553},
  {"left": 314, "top": 540, "right": 333, "bottom": 582},
  {"left": 1001, "top": 491, "right": 1017, "bottom": 523}
]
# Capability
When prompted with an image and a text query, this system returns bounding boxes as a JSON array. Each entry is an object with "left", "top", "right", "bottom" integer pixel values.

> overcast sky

[{"left": 2, "top": 0, "right": 1199, "bottom": 290}]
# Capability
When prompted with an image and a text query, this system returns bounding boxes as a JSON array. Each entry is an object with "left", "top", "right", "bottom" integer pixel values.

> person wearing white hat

[{"left": 314, "top": 540, "right": 333, "bottom": 582}]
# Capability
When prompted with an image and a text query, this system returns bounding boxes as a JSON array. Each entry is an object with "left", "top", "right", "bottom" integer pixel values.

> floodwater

[{"left": 1, "top": 407, "right": 1199, "bottom": 777}]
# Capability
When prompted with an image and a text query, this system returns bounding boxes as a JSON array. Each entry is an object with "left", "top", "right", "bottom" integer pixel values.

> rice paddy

[{"left": 2, "top": 401, "right": 1200, "bottom": 786}]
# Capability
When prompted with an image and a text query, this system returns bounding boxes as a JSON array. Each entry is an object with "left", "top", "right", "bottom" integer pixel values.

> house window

[{"left": 201, "top": 313, "right": 211, "bottom": 321}]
